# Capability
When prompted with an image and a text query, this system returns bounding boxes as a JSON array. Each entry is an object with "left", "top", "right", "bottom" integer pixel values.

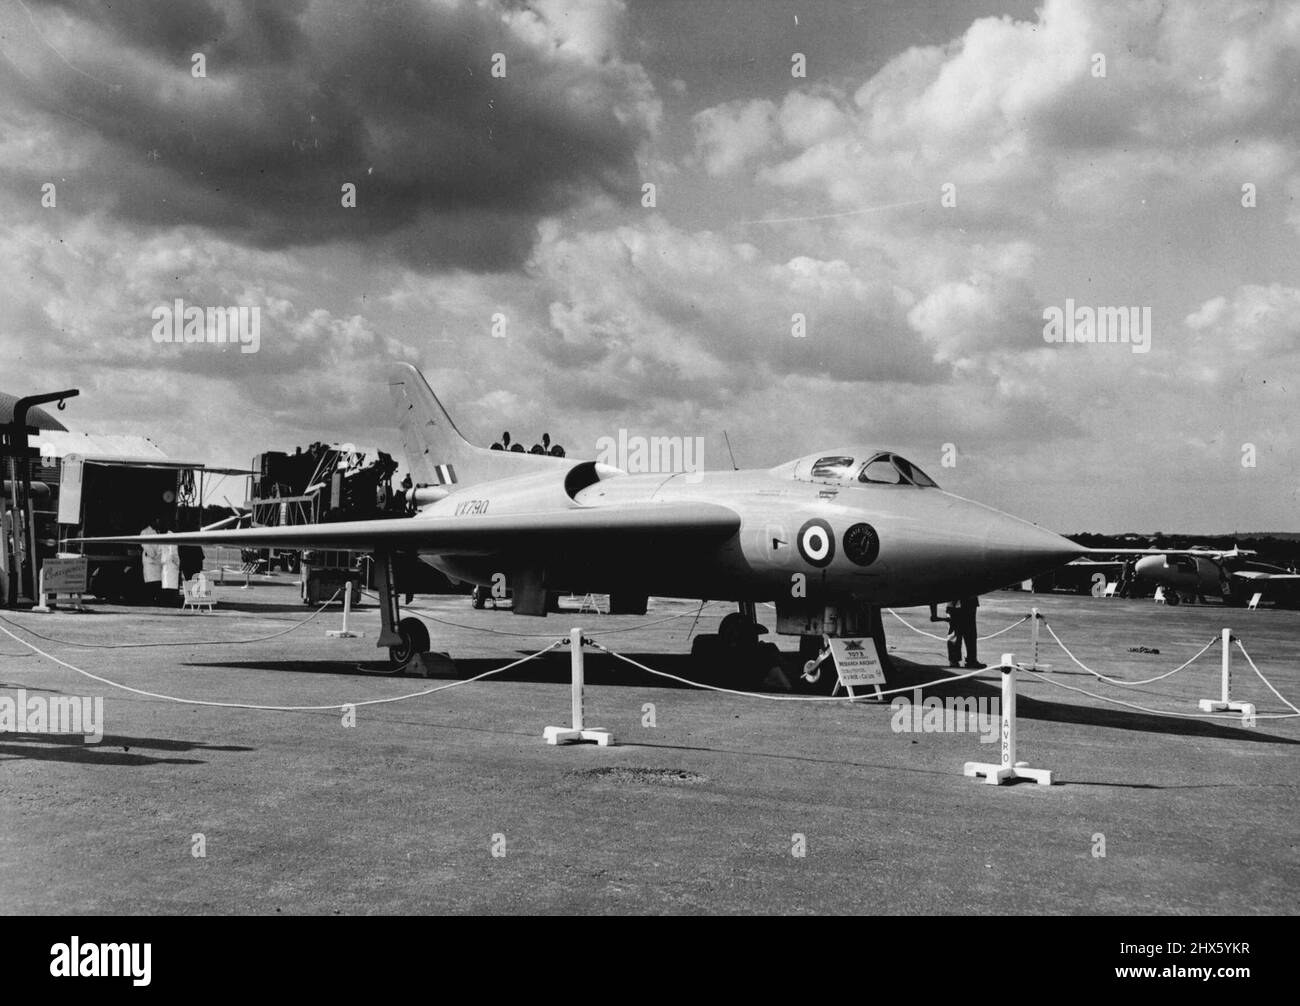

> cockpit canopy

[{"left": 791, "top": 450, "right": 940, "bottom": 488}]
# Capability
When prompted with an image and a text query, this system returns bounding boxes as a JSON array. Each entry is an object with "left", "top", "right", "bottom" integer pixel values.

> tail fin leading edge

[{"left": 388, "top": 363, "right": 567, "bottom": 490}]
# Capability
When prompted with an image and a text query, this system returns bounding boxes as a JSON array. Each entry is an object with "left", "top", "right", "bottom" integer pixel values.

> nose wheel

[
  {"left": 371, "top": 551, "right": 436, "bottom": 670},
  {"left": 389, "top": 616, "right": 430, "bottom": 666}
]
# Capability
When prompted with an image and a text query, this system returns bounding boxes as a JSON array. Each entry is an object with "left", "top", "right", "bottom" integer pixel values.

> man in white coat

[{"left": 139, "top": 522, "right": 162, "bottom": 602}]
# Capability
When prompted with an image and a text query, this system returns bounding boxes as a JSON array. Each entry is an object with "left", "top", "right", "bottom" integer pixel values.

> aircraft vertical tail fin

[{"left": 387, "top": 363, "right": 567, "bottom": 490}]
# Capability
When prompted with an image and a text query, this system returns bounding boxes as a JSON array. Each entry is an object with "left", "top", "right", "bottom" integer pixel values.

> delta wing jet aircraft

[{"left": 82, "top": 364, "right": 1094, "bottom": 673}]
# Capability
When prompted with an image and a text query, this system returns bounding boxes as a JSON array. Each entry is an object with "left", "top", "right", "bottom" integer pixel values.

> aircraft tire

[{"left": 390, "top": 616, "right": 431, "bottom": 667}]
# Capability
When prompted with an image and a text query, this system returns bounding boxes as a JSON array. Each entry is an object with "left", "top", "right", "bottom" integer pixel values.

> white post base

[
  {"left": 326, "top": 629, "right": 364, "bottom": 638},
  {"left": 543, "top": 726, "right": 615, "bottom": 746},
  {"left": 1199, "top": 629, "right": 1250, "bottom": 717},
  {"left": 1198, "top": 699, "right": 1255, "bottom": 717},
  {"left": 544, "top": 628, "right": 614, "bottom": 747},
  {"left": 963, "top": 761, "right": 1053, "bottom": 786}
]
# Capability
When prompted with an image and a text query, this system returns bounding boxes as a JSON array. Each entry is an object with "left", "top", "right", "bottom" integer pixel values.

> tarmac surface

[{"left": 1, "top": 570, "right": 1297, "bottom": 915}]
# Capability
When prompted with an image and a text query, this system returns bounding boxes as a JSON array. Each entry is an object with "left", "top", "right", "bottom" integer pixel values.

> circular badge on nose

[
  {"left": 796, "top": 518, "right": 836, "bottom": 567},
  {"left": 843, "top": 522, "right": 880, "bottom": 566}
]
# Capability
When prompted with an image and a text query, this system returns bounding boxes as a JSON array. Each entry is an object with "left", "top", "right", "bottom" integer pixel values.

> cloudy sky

[{"left": 1, "top": 0, "right": 1297, "bottom": 532}]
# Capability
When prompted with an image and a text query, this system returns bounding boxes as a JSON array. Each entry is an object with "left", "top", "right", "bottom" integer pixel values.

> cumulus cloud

[
  {"left": 0, "top": 0, "right": 660, "bottom": 269},
  {"left": 523, "top": 216, "right": 943, "bottom": 406},
  {"left": 695, "top": 0, "right": 1300, "bottom": 231},
  {"left": 691, "top": 99, "right": 777, "bottom": 176},
  {"left": 1184, "top": 283, "right": 1300, "bottom": 373},
  {"left": 0, "top": 214, "right": 422, "bottom": 463}
]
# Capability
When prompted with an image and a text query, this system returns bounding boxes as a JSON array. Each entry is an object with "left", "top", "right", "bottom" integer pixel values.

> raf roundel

[
  {"left": 843, "top": 522, "right": 880, "bottom": 566},
  {"left": 796, "top": 518, "right": 836, "bottom": 567}
]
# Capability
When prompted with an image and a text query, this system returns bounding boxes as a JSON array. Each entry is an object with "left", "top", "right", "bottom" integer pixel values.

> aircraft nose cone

[
  {"left": 1135, "top": 555, "right": 1163, "bottom": 578},
  {"left": 980, "top": 511, "right": 1083, "bottom": 582}
]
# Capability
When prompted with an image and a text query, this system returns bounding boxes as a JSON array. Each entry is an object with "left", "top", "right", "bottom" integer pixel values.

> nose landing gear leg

[{"left": 374, "top": 551, "right": 431, "bottom": 673}]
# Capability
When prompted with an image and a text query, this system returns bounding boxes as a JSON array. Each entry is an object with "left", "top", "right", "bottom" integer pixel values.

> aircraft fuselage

[{"left": 425, "top": 465, "right": 1081, "bottom": 610}]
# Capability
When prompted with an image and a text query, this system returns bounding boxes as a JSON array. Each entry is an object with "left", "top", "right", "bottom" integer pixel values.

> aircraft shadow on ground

[
  {"left": 0, "top": 680, "right": 62, "bottom": 693},
  {"left": 182, "top": 651, "right": 1296, "bottom": 746},
  {"left": 0, "top": 733, "right": 252, "bottom": 766}
]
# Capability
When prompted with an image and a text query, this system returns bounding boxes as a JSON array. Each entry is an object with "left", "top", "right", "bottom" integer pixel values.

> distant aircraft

[
  {"left": 1132, "top": 547, "right": 1300, "bottom": 606},
  {"left": 1043, "top": 546, "right": 1300, "bottom": 606},
  {"left": 82, "top": 364, "right": 1096, "bottom": 675}
]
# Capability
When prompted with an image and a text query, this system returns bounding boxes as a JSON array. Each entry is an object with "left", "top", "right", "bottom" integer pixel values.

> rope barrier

[
  {"left": 584, "top": 617, "right": 1300, "bottom": 722},
  {"left": 1021, "top": 665, "right": 1298, "bottom": 720},
  {"left": 1042, "top": 621, "right": 1217, "bottom": 686},
  {"left": 9, "top": 577, "right": 1297, "bottom": 727},
  {"left": 978, "top": 616, "right": 1030, "bottom": 641},
  {"left": 0, "top": 588, "right": 343, "bottom": 650},
  {"left": 0, "top": 620, "right": 561, "bottom": 712},
  {"left": 587, "top": 638, "right": 988, "bottom": 702},
  {"left": 1235, "top": 640, "right": 1300, "bottom": 717},
  {"left": 886, "top": 608, "right": 1029, "bottom": 642}
]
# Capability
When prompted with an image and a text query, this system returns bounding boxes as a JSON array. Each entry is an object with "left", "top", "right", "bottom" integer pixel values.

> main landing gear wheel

[{"left": 389, "top": 616, "right": 430, "bottom": 667}]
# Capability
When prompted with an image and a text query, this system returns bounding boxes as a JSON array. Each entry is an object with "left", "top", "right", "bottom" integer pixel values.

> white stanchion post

[
  {"left": 32, "top": 567, "right": 51, "bottom": 613},
  {"left": 326, "top": 581, "right": 363, "bottom": 638},
  {"left": 1031, "top": 607, "right": 1039, "bottom": 668},
  {"left": 963, "top": 652, "right": 1053, "bottom": 785},
  {"left": 571, "top": 626, "right": 584, "bottom": 732},
  {"left": 1221, "top": 627, "right": 1230, "bottom": 705},
  {"left": 544, "top": 628, "right": 614, "bottom": 747},
  {"left": 1028, "top": 607, "right": 1051, "bottom": 672},
  {"left": 1198, "top": 627, "right": 1254, "bottom": 718}
]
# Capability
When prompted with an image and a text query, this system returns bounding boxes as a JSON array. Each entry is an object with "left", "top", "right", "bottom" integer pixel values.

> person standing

[
  {"left": 945, "top": 596, "right": 986, "bottom": 669},
  {"left": 139, "top": 521, "right": 162, "bottom": 603},
  {"left": 1117, "top": 558, "right": 1137, "bottom": 598}
]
